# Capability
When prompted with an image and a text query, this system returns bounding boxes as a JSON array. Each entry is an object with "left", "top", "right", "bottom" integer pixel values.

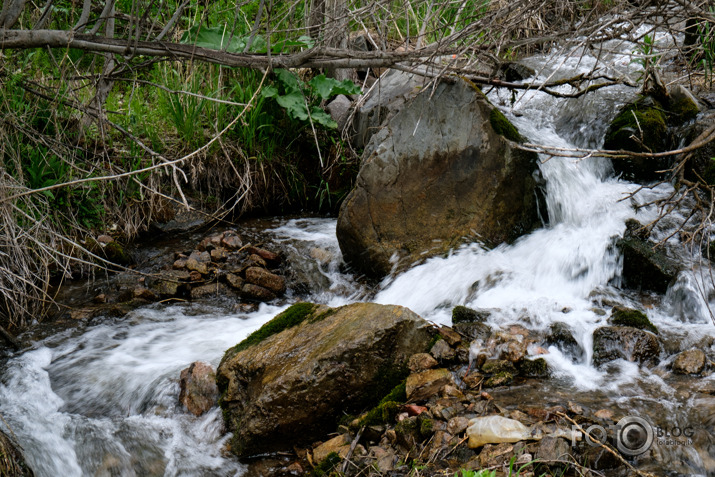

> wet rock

[
  {"left": 617, "top": 235, "right": 680, "bottom": 293},
  {"left": 189, "top": 270, "right": 203, "bottom": 283},
  {"left": 309, "top": 247, "right": 334, "bottom": 265},
  {"left": 132, "top": 287, "right": 156, "bottom": 301},
  {"left": 245, "top": 246, "right": 281, "bottom": 264},
  {"left": 245, "top": 267, "right": 286, "bottom": 294},
  {"left": 498, "top": 62, "right": 536, "bottom": 82},
  {"left": 594, "top": 409, "right": 614, "bottom": 420},
  {"left": 408, "top": 353, "right": 438, "bottom": 372},
  {"left": 247, "top": 254, "right": 267, "bottom": 268},
  {"left": 517, "top": 358, "right": 549, "bottom": 378},
  {"left": 337, "top": 78, "right": 539, "bottom": 277},
  {"left": 609, "top": 306, "right": 658, "bottom": 334},
  {"left": 221, "top": 232, "right": 243, "bottom": 250},
  {"left": 483, "top": 372, "right": 513, "bottom": 387},
  {"left": 499, "top": 339, "right": 528, "bottom": 363},
  {"left": 482, "top": 359, "right": 517, "bottom": 375},
  {"left": 592, "top": 326, "right": 661, "bottom": 367},
  {"left": 179, "top": 361, "right": 218, "bottom": 416},
  {"left": 190, "top": 282, "right": 229, "bottom": 299},
  {"left": 225, "top": 273, "right": 244, "bottom": 290},
  {"left": 241, "top": 283, "right": 277, "bottom": 302},
  {"left": 583, "top": 446, "right": 621, "bottom": 470},
  {"left": 430, "top": 338, "right": 455, "bottom": 361},
  {"left": 151, "top": 203, "right": 208, "bottom": 234},
  {"left": 406, "top": 368, "right": 453, "bottom": 402},
  {"left": 438, "top": 326, "right": 462, "bottom": 346},
  {"left": 546, "top": 322, "right": 584, "bottom": 362},
  {"left": 672, "top": 349, "right": 707, "bottom": 375},
  {"left": 217, "top": 302, "right": 430, "bottom": 457},
  {"left": 452, "top": 305, "right": 491, "bottom": 323},
  {"left": 173, "top": 258, "right": 187, "bottom": 269},
  {"left": 604, "top": 87, "right": 698, "bottom": 181},
  {"left": 149, "top": 271, "right": 189, "bottom": 297}
]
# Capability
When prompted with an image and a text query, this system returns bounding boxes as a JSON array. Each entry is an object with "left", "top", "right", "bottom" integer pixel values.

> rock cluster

[{"left": 148, "top": 230, "right": 286, "bottom": 303}]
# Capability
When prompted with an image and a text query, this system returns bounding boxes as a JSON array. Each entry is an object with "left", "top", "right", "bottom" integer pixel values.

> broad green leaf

[
  {"left": 309, "top": 74, "right": 362, "bottom": 100},
  {"left": 261, "top": 85, "right": 279, "bottom": 98},
  {"left": 310, "top": 106, "right": 337, "bottom": 129},
  {"left": 274, "top": 69, "right": 302, "bottom": 94},
  {"left": 276, "top": 91, "right": 308, "bottom": 121},
  {"left": 180, "top": 25, "right": 244, "bottom": 53}
]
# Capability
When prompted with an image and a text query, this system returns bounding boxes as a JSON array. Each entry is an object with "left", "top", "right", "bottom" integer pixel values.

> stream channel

[{"left": 1, "top": 27, "right": 714, "bottom": 477}]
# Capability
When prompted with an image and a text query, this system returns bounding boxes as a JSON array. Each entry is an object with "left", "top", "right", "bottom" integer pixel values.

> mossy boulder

[
  {"left": 609, "top": 306, "right": 658, "bottom": 334},
  {"left": 216, "top": 302, "right": 431, "bottom": 457},
  {"left": 604, "top": 86, "right": 700, "bottom": 182},
  {"left": 337, "top": 78, "right": 539, "bottom": 277},
  {"left": 517, "top": 358, "right": 550, "bottom": 378}
]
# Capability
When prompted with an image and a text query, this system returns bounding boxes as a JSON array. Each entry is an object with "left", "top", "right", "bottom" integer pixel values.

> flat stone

[
  {"left": 408, "top": 353, "right": 438, "bottom": 372},
  {"left": 221, "top": 233, "right": 243, "bottom": 250},
  {"left": 133, "top": 287, "right": 156, "bottom": 301},
  {"left": 536, "top": 436, "right": 570, "bottom": 462},
  {"left": 447, "top": 416, "right": 471, "bottom": 435},
  {"left": 406, "top": 368, "right": 453, "bottom": 402},
  {"left": 185, "top": 257, "right": 208, "bottom": 275}
]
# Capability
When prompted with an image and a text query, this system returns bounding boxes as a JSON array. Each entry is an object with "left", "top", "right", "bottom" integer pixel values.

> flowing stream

[{"left": 2, "top": 34, "right": 715, "bottom": 476}]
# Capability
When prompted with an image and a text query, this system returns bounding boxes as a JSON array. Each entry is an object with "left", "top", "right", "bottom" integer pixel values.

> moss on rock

[
  {"left": 610, "top": 307, "right": 658, "bottom": 334},
  {"left": 359, "top": 380, "right": 407, "bottom": 426},
  {"left": 604, "top": 97, "right": 667, "bottom": 153},
  {"left": 517, "top": 358, "right": 549, "bottom": 377},
  {"left": 484, "top": 371, "right": 513, "bottom": 387},
  {"left": 489, "top": 108, "right": 523, "bottom": 143},
  {"left": 222, "top": 302, "right": 318, "bottom": 359}
]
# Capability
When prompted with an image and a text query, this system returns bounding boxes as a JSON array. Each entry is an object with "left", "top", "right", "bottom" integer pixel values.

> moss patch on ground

[
  {"left": 359, "top": 379, "right": 408, "bottom": 427},
  {"left": 489, "top": 108, "right": 523, "bottom": 143}
]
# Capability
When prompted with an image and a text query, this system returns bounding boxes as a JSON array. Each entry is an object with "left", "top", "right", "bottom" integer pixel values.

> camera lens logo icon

[{"left": 615, "top": 416, "right": 653, "bottom": 456}]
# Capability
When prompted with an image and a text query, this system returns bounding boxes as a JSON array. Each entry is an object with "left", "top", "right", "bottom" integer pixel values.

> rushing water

[{"left": 2, "top": 36, "right": 715, "bottom": 476}]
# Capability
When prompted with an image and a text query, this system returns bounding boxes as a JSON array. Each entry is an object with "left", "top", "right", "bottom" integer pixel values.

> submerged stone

[
  {"left": 592, "top": 326, "right": 661, "bottom": 367},
  {"left": 609, "top": 306, "right": 658, "bottom": 334}
]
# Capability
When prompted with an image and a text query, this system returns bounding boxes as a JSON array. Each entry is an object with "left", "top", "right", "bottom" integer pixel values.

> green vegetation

[
  {"left": 517, "top": 358, "right": 549, "bottom": 377},
  {"left": 223, "top": 302, "right": 318, "bottom": 358},
  {"left": 603, "top": 98, "right": 667, "bottom": 152},
  {"left": 358, "top": 380, "right": 407, "bottom": 426},
  {"left": 311, "top": 451, "right": 341, "bottom": 477},
  {"left": 489, "top": 108, "right": 523, "bottom": 143},
  {"left": 610, "top": 307, "right": 659, "bottom": 334}
]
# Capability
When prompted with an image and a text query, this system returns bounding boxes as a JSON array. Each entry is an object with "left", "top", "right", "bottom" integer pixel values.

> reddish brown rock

[
  {"left": 179, "top": 361, "right": 219, "bottom": 416},
  {"left": 245, "top": 246, "right": 281, "bottom": 264},
  {"left": 672, "top": 349, "right": 706, "bottom": 375},
  {"left": 210, "top": 247, "right": 228, "bottom": 262},
  {"left": 406, "top": 368, "right": 453, "bottom": 402},
  {"left": 245, "top": 267, "right": 286, "bottom": 294},
  {"left": 133, "top": 287, "right": 157, "bottom": 301},
  {"left": 247, "top": 254, "right": 267, "bottom": 268},
  {"left": 221, "top": 232, "right": 243, "bottom": 250},
  {"left": 190, "top": 283, "right": 229, "bottom": 299}
]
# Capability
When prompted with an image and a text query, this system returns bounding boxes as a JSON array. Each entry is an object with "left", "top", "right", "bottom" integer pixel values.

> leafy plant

[
  {"left": 261, "top": 69, "right": 361, "bottom": 129},
  {"left": 180, "top": 24, "right": 313, "bottom": 54},
  {"left": 698, "top": 9, "right": 715, "bottom": 87}
]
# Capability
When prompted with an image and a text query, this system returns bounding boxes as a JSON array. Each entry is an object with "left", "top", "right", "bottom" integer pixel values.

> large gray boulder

[
  {"left": 216, "top": 302, "right": 431, "bottom": 457},
  {"left": 337, "top": 78, "right": 540, "bottom": 277}
]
